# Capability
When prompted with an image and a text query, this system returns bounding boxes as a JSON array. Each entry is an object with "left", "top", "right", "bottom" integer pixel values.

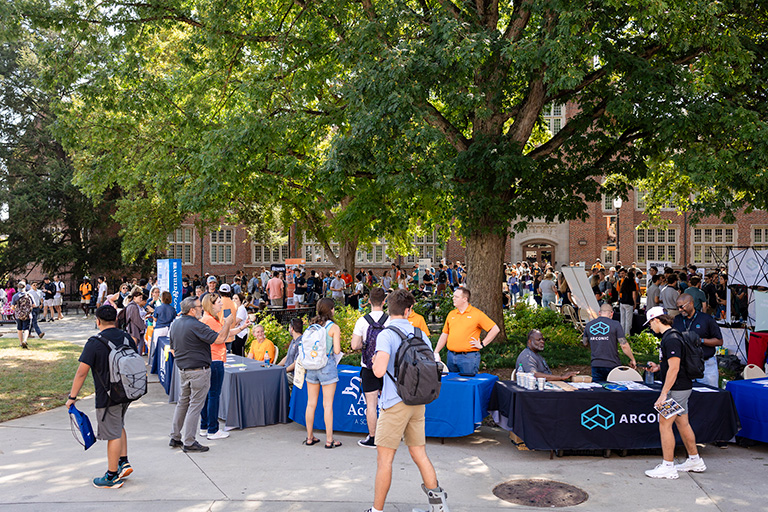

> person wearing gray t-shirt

[
  {"left": 515, "top": 330, "right": 577, "bottom": 381},
  {"left": 582, "top": 304, "right": 637, "bottom": 381}
]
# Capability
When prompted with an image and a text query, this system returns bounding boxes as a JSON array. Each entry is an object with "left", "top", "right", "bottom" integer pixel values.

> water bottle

[
  {"left": 644, "top": 367, "right": 654, "bottom": 385},
  {"left": 264, "top": 351, "right": 271, "bottom": 367},
  {"left": 517, "top": 364, "right": 524, "bottom": 386}
]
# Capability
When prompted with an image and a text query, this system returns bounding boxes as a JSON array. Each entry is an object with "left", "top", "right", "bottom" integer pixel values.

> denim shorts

[{"left": 305, "top": 357, "right": 339, "bottom": 385}]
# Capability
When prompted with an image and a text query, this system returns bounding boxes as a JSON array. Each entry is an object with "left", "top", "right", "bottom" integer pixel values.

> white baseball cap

[
  {"left": 219, "top": 283, "right": 231, "bottom": 293},
  {"left": 644, "top": 306, "right": 666, "bottom": 326},
  {"left": 207, "top": 276, "right": 217, "bottom": 284}
]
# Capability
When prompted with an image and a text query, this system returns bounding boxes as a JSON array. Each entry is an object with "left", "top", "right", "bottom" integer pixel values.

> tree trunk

[
  {"left": 464, "top": 229, "right": 507, "bottom": 343},
  {"left": 322, "top": 238, "right": 358, "bottom": 277}
]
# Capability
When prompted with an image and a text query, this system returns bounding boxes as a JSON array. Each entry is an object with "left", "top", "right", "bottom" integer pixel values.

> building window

[
  {"left": 210, "top": 228, "right": 234, "bottom": 265},
  {"left": 753, "top": 226, "right": 768, "bottom": 250},
  {"left": 601, "top": 247, "right": 615, "bottom": 266},
  {"left": 405, "top": 232, "right": 444, "bottom": 264},
  {"left": 635, "top": 190, "right": 676, "bottom": 211},
  {"left": 252, "top": 241, "right": 289, "bottom": 264},
  {"left": 692, "top": 226, "right": 735, "bottom": 265},
  {"left": 356, "top": 240, "right": 391, "bottom": 265},
  {"left": 602, "top": 194, "right": 617, "bottom": 212},
  {"left": 301, "top": 235, "right": 339, "bottom": 264},
  {"left": 168, "top": 226, "right": 194, "bottom": 265},
  {"left": 543, "top": 104, "right": 567, "bottom": 134},
  {"left": 636, "top": 227, "right": 678, "bottom": 264}
]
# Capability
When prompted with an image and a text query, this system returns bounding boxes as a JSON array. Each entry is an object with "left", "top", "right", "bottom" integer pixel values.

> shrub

[
  {"left": 414, "top": 293, "right": 454, "bottom": 326},
  {"left": 627, "top": 330, "right": 659, "bottom": 358},
  {"left": 245, "top": 314, "right": 293, "bottom": 357}
]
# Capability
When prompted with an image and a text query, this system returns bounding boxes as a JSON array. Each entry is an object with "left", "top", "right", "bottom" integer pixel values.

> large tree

[{"left": 0, "top": 33, "right": 130, "bottom": 279}]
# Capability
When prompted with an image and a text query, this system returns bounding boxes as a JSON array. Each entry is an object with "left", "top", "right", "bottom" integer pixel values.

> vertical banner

[{"left": 157, "top": 258, "right": 183, "bottom": 313}]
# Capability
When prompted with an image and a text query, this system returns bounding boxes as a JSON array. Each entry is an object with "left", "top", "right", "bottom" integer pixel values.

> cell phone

[
  {"left": 223, "top": 309, "right": 231, "bottom": 318},
  {"left": 459, "top": 372, "right": 476, "bottom": 377}
]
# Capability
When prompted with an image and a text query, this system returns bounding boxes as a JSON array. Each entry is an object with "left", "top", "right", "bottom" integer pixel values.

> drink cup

[{"left": 537, "top": 377, "right": 546, "bottom": 390}]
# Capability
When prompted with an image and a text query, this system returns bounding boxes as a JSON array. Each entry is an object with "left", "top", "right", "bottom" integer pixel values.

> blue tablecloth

[
  {"left": 152, "top": 336, "right": 177, "bottom": 396},
  {"left": 289, "top": 364, "right": 498, "bottom": 438},
  {"left": 726, "top": 378, "right": 768, "bottom": 442}
]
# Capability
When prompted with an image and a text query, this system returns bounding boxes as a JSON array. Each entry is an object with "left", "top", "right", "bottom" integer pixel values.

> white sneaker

[
  {"left": 675, "top": 457, "right": 706, "bottom": 473},
  {"left": 207, "top": 429, "right": 230, "bottom": 440},
  {"left": 645, "top": 463, "right": 679, "bottom": 479},
  {"left": 200, "top": 429, "right": 207, "bottom": 437}
]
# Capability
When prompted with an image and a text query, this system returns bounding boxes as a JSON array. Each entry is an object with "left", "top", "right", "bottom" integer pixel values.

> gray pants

[{"left": 171, "top": 367, "right": 211, "bottom": 446}]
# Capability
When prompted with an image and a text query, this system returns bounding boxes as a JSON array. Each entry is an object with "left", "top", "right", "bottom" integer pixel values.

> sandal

[
  {"left": 303, "top": 437, "right": 320, "bottom": 446},
  {"left": 325, "top": 440, "right": 342, "bottom": 449}
]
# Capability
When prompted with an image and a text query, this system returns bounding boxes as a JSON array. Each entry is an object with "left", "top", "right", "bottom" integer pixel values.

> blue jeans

[
  {"left": 446, "top": 351, "right": 481, "bottom": 375},
  {"left": 200, "top": 360, "right": 224, "bottom": 434},
  {"left": 30, "top": 308, "right": 42, "bottom": 335},
  {"left": 591, "top": 366, "right": 614, "bottom": 382}
]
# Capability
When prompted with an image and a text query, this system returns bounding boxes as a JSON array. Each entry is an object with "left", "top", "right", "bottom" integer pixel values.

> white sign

[
  {"left": 728, "top": 248, "right": 768, "bottom": 287},
  {"left": 561, "top": 267, "right": 601, "bottom": 320},
  {"left": 418, "top": 258, "right": 432, "bottom": 280},
  {"left": 753, "top": 290, "right": 768, "bottom": 331},
  {"left": 647, "top": 261, "right": 673, "bottom": 275}
]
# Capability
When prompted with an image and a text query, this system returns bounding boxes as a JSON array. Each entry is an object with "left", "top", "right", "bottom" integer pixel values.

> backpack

[
  {"left": 362, "top": 313, "right": 389, "bottom": 368},
  {"left": 670, "top": 328, "right": 705, "bottom": 380},
  {"left": 14, "top": 293, "right": 33, "bottom": 321},
  {"left": 385, "top": 326, "right": 442, "bottom": 406},
  {"left": 437, "top": 270, "right": 448, "bottom": 283},
  {"left": 298, "top": 321, "right": 331, "bottom": 370},
  {"left": 94, "top": 333, "right": 148, "bottom": 409},
  {"left": 116, "top": 307, "right": 128, "bottom": 331}
]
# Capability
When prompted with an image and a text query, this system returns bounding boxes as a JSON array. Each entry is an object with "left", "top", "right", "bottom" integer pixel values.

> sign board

[
  {"left": 270, "top": 263, "right": 286, "bottom": 274},
  {"left": 561, "top": 267, "right": 601, "bottom": 321},
  {"left": 728, "top": 249, "right": 768, "bottom": 287},
  {"left": 753, "top": 290, "right": 768, "bottom": 331},
  {"left": 646, "top": 261, "right": 673, "bottom": 275},
  {"left": 157, "top": 258, "right": 183, "bottom": 313},
  {"left": 284, "top": 259, "right": 305, "bottom": 308}
]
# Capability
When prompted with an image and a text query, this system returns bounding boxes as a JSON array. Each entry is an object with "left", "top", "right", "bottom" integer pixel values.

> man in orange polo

[{"left": 433, "top": 287, "right": 500, "bottom": 375}]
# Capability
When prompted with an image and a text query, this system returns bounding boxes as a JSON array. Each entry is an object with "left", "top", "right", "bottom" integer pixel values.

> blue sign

[
  {"left": 581, "top": 404, "right": 615, "bottom": 430},
  {"left": 157, "top": 258, "right": 183, "bottom": 313}
]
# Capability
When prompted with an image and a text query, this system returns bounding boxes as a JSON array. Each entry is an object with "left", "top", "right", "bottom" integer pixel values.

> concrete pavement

[{"left": 1, "top": 316, "right": 767, "bottom": 511}]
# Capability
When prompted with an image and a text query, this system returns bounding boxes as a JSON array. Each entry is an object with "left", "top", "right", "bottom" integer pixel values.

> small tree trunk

[{"left": 464, "top": 229, "right": 507, "bottom": 342}]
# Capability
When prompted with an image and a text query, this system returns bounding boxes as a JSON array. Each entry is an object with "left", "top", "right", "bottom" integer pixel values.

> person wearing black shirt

[
  {"left": 42, "top": 277, "right": 57, "bottom": 322},
  {"left": 294, "top": 271, "right": 307, "bottom": 304},
  {"left": 168, "top": 296, "right": 233, "bottom": 453},
  {"left": 644, "top": 307, "right": 706, "bottom": 479},
  {"left": 66, "top": 306, "right": 138, "bottom": 488},
  {"left": 673, "top": 294, "right": 722, "bottom": 387}
]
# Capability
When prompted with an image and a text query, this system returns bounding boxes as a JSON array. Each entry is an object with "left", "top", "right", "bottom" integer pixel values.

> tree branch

[
  {"left": 528, "top": 98, "right": 608, "bottom": 160},
  {"left": 417, "top": 101, "right": 470, "bottom": 152}
]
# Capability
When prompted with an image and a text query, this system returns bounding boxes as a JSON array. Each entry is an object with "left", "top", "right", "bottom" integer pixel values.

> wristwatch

[{"left": 67, "top": 395, "right": 77, "bottom": 401}]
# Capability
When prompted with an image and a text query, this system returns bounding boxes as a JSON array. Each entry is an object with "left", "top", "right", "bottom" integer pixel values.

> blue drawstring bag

[{"left": 68, "top": 404, "right": 97, "bottom": 450}]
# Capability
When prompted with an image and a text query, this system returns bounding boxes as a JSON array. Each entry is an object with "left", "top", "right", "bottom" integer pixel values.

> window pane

[
  {"left": 714, "top": 228, "right": 723, "bottom": 243},
  {"left": 273, "top": 248, "right": 280, "bottom": 261},
  {"left": 668, "top": 229, "right": 676, "bottom": 243},
  {"left": 756, "top": 229, "right": 763, "bottom": 244},
  {"left": 211, "top": 246, "right": 217, "bottom": 262},
  {"left": 184, "top": 228, "right": 192, "bottom": 243},
  {"left": 637, "top": 229, "right": 645, "bottom": 243},
  {"left": 704, "top": 229, "right": 712, "bottom": 243},
  {"left": 375, "top": 246, "right": 383, "bottom": 263},
  {"left": 668, "top": 247, "right": 675, "bottom": 263},
  {"left": 184, "top": 245, "right": 191, "bottom": 264},
  {"left": 657, "top": 230, "right": 665, "bottom": 243},
  {"left": 694, "top": 246, "right": 701, "bottom": 263},
  {"left": 225, "top": 246, "right": 231, "bottom": 263},
  {"left": 254, "top": 246, "right": 261, "bottom": 262},
  {"left": 693, "top": 229, "right": 701, "bottom": 243},
  {"left": 725, "top": 229, "right": 734, "bottom": 243},
  {"left": 647, "top": 230, "right": 655, "bottom": 243},
  {"left": 636, "top": 246, "right": 645, "bottom": 262},
  {"left": 647, "top": 246, "right": 655, "bottom": 260},
  {"left": 657, "top": 246, "right": 665, "bottom": 260}
]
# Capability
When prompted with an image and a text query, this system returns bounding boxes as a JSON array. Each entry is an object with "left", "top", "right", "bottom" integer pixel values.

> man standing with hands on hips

[
  {"left": 644, "top": 306, "right": 706, "bottom": 479},
  {"left": 433, "top": 287, "right": 499, "bottom": 375}
]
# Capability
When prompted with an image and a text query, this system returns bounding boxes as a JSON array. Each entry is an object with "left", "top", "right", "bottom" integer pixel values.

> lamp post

[{"left": 613, "top": 197, "right": 623, "bottom": 265}]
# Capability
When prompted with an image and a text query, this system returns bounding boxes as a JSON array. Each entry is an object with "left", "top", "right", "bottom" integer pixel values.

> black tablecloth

[{"left": 489, "top": 381, "right": 739, "bottom": 451}]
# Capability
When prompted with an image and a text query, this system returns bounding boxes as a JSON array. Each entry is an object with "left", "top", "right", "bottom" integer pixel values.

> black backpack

[
  {"left": 670, "top": 328, "right": 705, "bottom": 380},
  {"left": 385, "top": 326, "right": 442, "bottom": 406},
  {"left": 362, "top": 313, "right": 389, "bottom": 368},
  {"left": 437, "top": 270, "right": 448, "bottom": 283}
]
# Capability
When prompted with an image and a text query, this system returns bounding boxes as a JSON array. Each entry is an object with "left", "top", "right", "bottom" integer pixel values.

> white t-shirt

[
  {"left": 352, "top": 310, "right": 390, "bottom": 368},
  {"left": 55, "top": 281, "right": 65, "bottom": 297},
  {"left": 235, "top": 304, "right": 249, "bottom": 339},
  {"left": 330, "top": 278, "right": 346, "bottom": 299},
  {"left": 98, "top": 282, "right": 108, "bottom": 301}
]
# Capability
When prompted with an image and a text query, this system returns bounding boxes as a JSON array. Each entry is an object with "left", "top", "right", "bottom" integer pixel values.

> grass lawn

[{"left": 0, "top": 336, "right": 94, "bottom": 422}]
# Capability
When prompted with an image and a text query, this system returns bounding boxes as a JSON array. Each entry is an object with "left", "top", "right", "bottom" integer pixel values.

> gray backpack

[
  {"left": 95, "top": 334, "right": 147, "bottom": 408},
  {"left": 385, "top": 326, "right": 442, "bottom": 406}
]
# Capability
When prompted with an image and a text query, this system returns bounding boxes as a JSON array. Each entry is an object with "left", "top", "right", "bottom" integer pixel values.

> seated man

[
  {"left": 247, "top": 324, "right": 276, "bottom": 362},
  {"left": 583, "top": 303, "right": 636, "bottom": 381},
  {"left": 516, "top": 329, "right": 577, "bottom": 381}
]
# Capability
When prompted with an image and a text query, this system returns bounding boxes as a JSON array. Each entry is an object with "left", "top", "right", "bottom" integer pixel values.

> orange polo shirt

[
  {"left": 248, "top": 338, "right": 276, "bottom": 362},
  {"left": 201, "top": 313, "right": 226, "bottom": 362},
  {"left": 441, "top": 305, "right": 496, "bottom": 353},
  {"left": 408, "top": 311, "right": 430, "bottom": 338}
]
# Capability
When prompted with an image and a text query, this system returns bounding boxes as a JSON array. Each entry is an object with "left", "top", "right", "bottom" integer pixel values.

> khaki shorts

[
  {"left": 96, "top": 403, "right": 129, "bottom": 441},
  {"left": 375, "top": 401, "right": 426, "bottom": 450}
]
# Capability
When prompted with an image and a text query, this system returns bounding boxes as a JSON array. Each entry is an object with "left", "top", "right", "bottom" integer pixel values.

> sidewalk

[{"left": 1, "top": 316, "right": 766, "bottom": 511}]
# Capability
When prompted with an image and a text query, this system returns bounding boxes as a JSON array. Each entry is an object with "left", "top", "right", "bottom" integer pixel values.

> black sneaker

[
  {"left": 169, "top": 438, "right": 183, "bottom": 448},
  {"left": 182, "top": 441, "right": 209, "bottom": 452},
  {"left": 357, "top": 435, "right": 376, "bottom": 449}
]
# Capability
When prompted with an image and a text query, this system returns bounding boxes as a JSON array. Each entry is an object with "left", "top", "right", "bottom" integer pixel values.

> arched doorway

[{"left": 523, "top": 242, "right": 555, "bottom": 266}]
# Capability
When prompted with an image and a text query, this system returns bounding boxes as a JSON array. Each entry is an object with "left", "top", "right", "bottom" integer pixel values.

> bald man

[{"left": 583, "top": 304, "right": 636, "bottom": 381}]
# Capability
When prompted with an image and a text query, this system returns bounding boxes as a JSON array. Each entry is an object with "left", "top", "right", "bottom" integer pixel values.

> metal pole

[{"left": 616, "top": 208, "right": 620, "bottom": 265}]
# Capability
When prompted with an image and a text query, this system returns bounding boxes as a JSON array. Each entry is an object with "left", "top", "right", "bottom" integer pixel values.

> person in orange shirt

[
  {"left": 199, "top": 293, "right": 230, "bottom": 440},
  {"left": 408, "top": 309, "right": 430, "bottom": 338},
  {"left": 217, "top": 284, "right": 237, "bottom": 352},
  {"left": 79, "top": 277, "right": 92, "bottom": 317},
  {"left": 433, "top": 287, "right": 500, "bottom": 375},
  {"left": 247, "top": 324, "right": 276, "bottom": 363}
]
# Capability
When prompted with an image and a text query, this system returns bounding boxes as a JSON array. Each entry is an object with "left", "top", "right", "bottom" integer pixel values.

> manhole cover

[{"left": 493, "top": 479, "right": 588, "bottom": 507}]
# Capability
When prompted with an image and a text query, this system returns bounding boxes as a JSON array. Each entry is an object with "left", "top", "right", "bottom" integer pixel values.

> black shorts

[{"left": 360, "top": 367, "right": 383, "bottom": 393}]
